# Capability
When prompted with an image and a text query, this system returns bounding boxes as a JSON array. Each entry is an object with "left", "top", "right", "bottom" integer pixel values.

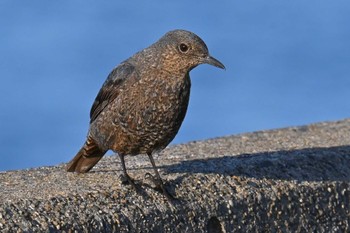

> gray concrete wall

[{"left": 1, "top": 119, "right": 350, "bottom": 232}]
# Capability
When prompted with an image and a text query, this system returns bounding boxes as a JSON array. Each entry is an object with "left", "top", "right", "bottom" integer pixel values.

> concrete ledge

[{"left": 1, "top": 119, "right": 350, "bottom": 232}]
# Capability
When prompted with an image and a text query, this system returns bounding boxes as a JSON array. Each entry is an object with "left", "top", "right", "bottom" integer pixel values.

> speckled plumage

[{"left": 66, "top": 29, "right": 225, "bottom": 198}]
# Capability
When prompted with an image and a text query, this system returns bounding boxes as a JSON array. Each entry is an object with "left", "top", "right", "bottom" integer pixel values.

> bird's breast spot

[{"left": 142, "top": 108, "right": 154, "bottom": 122}]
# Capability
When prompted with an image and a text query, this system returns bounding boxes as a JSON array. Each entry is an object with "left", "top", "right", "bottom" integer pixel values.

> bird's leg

[
  {"left": 118, "top": 154, "right": 138, "bottom": 191},
  {"left": 146, "top": 153, "right": 175, "bottom": 201}
]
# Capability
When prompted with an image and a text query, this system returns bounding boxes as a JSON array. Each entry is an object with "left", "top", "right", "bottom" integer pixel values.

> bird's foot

[
  {"left": 119, "top": 174, "right": 139, "bottom": 192},
  {"left": 145, "top": 172, "right": 176, "bottom": 203}
]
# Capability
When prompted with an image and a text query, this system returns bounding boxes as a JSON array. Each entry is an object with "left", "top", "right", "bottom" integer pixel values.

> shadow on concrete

[{"left": 161, "top": 145, "right": 350, "bottom": 182}]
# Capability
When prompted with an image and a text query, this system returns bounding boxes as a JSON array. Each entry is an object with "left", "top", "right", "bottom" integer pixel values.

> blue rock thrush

[{"left": 66, "top": 29, "right": 225, "bottom": 200}]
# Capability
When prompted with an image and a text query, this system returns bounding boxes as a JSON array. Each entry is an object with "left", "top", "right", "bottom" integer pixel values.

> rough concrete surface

[{"left": 1, "top": 119, "right": 350, "bottom": 232}]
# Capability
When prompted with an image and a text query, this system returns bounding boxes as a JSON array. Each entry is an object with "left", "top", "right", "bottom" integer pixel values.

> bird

[{"left": 66, "top": 29, "right": 225, "bottom": 200}]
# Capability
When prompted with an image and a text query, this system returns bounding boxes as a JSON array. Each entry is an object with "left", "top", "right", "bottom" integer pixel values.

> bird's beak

[{"left": 203, "top": 55, "right": 225, "bottom": 70}]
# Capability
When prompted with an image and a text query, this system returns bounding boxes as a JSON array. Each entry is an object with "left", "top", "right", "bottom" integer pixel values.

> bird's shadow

[{"left": 160, "top": 145, "right": 350, "bottom": 183}]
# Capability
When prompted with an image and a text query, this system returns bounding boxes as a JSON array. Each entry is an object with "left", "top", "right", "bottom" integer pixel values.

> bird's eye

[{"left": 179, "top": 43, "right": 189, "bottom": 53}]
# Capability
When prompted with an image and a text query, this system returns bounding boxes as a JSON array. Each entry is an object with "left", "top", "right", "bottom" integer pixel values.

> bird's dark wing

[{"left": 90, "top": 62, "right": 138, "bottom": 123}]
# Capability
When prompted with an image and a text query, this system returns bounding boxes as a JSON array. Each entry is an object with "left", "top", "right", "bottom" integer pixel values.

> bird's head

[{"left": 155, "top": 29, "right": 225, "bottom": 73}]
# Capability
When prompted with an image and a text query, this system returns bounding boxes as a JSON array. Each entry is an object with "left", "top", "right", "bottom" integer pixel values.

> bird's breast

[
  {"left": 112, "top": 73, "right": 191, "bottom": 153},
  {"left": 90, "top": 70, "right": 191, "bottom": 154},
  {"left": 131, "top": 73, "right": 191, "bottom": 128}
]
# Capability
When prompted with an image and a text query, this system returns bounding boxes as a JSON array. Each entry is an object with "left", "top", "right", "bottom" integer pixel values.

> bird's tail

[{"left": 66, "top": 135, "right": 107, "bottom": 173}]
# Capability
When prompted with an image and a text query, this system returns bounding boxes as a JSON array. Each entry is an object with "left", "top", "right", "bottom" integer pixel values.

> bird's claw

[
  {"left": 144, "top": 173, "right": 175, "bottom": 202},
  {"left": 144, "top": 172, "right": 163, "bottom": 188},
  {"left": 119, "top": 174, "right": 129, "bottom": 184},
  {"left": 144, "top": 172, "right": 154, "bottom": 181},
  {"left": 119, "top": 174, "right": 139, "bottom": 192}
]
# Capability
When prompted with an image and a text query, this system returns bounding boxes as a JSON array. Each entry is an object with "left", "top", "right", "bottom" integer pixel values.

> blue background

[{"left": 1, "top": 1, "right": 349, "bottom": 171}]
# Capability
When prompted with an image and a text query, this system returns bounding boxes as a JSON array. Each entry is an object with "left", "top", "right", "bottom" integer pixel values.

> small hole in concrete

[{"left": 207, "top": 216, "right": 225, "bottom": 233}]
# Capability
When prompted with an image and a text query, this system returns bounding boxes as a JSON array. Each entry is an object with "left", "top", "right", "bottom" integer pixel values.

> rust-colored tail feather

[{"left": 66, "top": 136, "right": 107, "bottom": 173}]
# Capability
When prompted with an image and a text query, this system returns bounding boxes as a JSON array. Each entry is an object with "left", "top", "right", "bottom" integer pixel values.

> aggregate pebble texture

[{"left": 1, "top": 119, "right": 350, "bottom": 232}]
